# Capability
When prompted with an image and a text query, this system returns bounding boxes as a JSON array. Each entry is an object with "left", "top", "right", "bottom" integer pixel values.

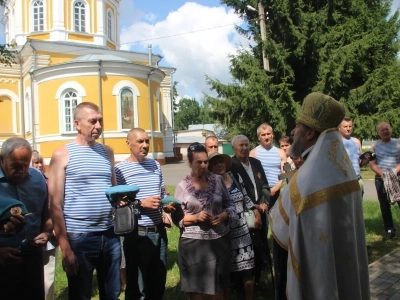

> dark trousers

[
  {"left": 272, "top": 239, "right": 288, "bottom": 300},
  {"left": 67, "top": 228, "right": 121, "bottom": 300},
  {"left": 0, "top": 246, "right": 44, "bottom": 300},
  {"left": 375, "top": 178, "right": 400, "bottom": 231},
  {"left": 124, "top": 225, "right": 167, "bottom": 300}
]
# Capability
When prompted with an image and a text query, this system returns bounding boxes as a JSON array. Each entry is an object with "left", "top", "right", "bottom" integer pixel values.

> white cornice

[
  {"left": 22, "top": 40, "right": 163, "bottom": 64},
  {"left": 32, "top": 61, "right": 165, "bottom": 84}
]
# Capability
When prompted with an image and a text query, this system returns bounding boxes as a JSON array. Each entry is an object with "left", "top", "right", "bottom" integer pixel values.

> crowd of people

[{"left": 2, "top": 91, "right": 400, "bottom": 299}]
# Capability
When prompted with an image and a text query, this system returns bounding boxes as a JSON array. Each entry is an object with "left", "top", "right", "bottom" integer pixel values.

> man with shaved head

[
  {"left": 49, "top": 102, "right": 120, "bottom": 300},
  {"left": 370, "top": 122, "right": 400, "bottom": 240},
  {"left": 115, "top": 127, "right": 169, "bottom": 300}
]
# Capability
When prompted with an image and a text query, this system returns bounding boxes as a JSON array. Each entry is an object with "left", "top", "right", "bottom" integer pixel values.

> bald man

[
  {"left": 370, "top": 122, "right": 400, "bottom": 241},
  {"left": 115, "top": 128, "right": 169, "bottom": 300}
]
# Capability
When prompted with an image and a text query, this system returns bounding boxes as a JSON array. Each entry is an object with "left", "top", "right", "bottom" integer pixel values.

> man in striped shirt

[
  {"left": 49, "top": 102, "right": 120, "bottom": 300},
  {"left": 115, "top": 128, "right": 168, "bottom": 300},
  {"left": 250, "top": 123, "right": 286, "bottom": 208},
  {"left": 370, "top": 122, "right": 400, "bottom": 240}
]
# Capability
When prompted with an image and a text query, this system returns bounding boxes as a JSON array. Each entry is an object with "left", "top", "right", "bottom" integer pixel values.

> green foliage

[
  {"left": 174, "top": 98, "right": 202, "bottom": 130},
  {"left": 205, "top": 0, "right": 400, "bottom": 141},
  {"left": 0, "top": 1, "right": 17, "bottom": 66}
]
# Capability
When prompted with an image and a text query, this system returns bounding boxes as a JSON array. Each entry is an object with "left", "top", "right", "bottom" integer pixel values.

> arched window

[
  {"left": 120, "top": 89, "right": 134, "bottom": 130},
  {"left": 32, "top": 0, "right": 44, "bottom": 32},
  {"left": 63, "top": 90, "right": 78, "bottom": 133},
  {"left": 107, "top": 11, "right": 113, "bottom": 41},
  {"left": 74, "top": 2, "right": 86, "bottom": 32}
]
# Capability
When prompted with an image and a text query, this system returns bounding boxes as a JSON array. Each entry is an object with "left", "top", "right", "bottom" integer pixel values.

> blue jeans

[
  {"left": 67, "top": 227, "right": 121, "bottom": 300},
  {"left": 123, "top": 225, "right": 167, "bottom": 300}
]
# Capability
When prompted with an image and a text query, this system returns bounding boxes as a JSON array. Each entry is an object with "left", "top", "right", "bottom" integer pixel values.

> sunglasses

[{"left": 188, "top": 143, "right": 206, "bottom": 152}]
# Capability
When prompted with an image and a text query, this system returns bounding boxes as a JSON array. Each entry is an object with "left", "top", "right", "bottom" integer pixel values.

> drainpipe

[
  {"left": 98, "top": 60, "right": 105, "bottom": 145},
  {"left": 18, "top": 54, "right": 25, "bottom": 139},
  {"left": 29, "top": 44, "right": 37, "bottom": 150},
  {"left": 148, "top": 45, "right": 155, "bottom": 159}
]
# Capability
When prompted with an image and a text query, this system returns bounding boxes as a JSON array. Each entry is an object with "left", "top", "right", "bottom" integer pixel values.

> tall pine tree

[{"left": 205, "top": 0, "right": 400, "bottom": 141}]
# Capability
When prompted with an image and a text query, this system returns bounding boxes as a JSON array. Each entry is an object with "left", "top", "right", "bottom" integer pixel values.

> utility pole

[
  {"left": 258, "top": 2, "right": 270, "bottom": 71},
  {"left": 247, "top": 3, "right": 270, "bottom": 71}
]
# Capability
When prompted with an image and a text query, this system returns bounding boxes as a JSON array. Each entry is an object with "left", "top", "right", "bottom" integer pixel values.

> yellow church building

[{"left": 0, "top": 0, "right": 176, "bottom": 165}]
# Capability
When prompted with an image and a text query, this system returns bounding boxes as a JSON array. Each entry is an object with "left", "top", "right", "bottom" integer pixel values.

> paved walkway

[{"left": 370, "top": 248, "right": 400, "bottom": 299}]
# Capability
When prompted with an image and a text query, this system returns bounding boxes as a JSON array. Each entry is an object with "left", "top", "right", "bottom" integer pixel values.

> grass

[
  {"left": 361, "top": 167, "right": 376, "bottom": 180},
  {"left": 54, "top": 185, "right": 400, "bottom": 300}
]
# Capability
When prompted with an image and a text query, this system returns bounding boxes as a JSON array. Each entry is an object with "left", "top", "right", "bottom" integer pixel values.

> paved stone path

[{"left": 370, "top": 248, "right": 400, "bottom": 299}]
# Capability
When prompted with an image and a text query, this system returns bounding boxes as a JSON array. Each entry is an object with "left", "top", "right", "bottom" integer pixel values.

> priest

[{"left": 270, "top": 92, "right": 370, "bottom": 299}]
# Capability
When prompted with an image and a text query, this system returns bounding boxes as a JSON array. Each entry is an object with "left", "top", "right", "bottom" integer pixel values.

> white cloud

[{"left": 120, "top": 2, "right": 249, "bottom": 100}]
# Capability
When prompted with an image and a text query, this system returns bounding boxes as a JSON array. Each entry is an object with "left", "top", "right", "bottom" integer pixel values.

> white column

[
  {"left": 97, "top": 0, "right": 104, "bottom": 34},
  {"left": 116, "top": 7, "right": 120, "bottom": 49},
  {"left": 15, "top": 0, "right": 23, "bottom": 34},
  {"left": 53, "top": 0, "right": 65, "bottom": 29},
  {"left": 162, "top": 87, "right": 174, "bottom": 157}
]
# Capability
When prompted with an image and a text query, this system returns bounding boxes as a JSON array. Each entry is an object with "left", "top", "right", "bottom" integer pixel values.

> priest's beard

[{"left": 290, "top": 134, "right": 306, "bottom": 158}]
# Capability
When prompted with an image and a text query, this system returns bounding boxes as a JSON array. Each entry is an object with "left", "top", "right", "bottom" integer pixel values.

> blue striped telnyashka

[
  {"left": 115, "top": 159, "right": 165, "bottom": 226},
  {"left": 256, "top": 145, "right": 281, "bottom": 187},
  {"left": 374, "top": 139, "right": 400, "bottom": 171},
  {"left": 64, "top": 142, "right": 113, "bottom": 232}
]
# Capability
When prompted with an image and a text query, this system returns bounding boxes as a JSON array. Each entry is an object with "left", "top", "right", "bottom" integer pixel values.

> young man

[
  {"left": 250, "top": 124, "right": 286, "bottom": 208},
  {"left": 48, "top": 102, "right": 120, "bottom": 300},
  {"left": 339, "top": 117, "right": 364, "bottom": 195},
  {"left": 205, "top": 135, "right": 219, "bottom": 153}
]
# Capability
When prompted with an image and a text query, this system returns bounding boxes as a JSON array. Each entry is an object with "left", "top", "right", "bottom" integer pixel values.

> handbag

[
  {"left": 105, "top": 185, "right": 140, "bottom": 236},
  {"left": 114, "top": 204, "right": 139, "bottom": 235},
  {"left": 228, "top": 172, "right": 256, "bottom": 229}
]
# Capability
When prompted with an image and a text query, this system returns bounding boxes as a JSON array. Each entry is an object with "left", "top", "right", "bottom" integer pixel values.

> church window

[
  {"left": 74, "top": 2, "right": 86, "bottom": 32},
  {"left": 63, "top": 90, "right": 78, "bottom": 133},
  {"left": 33, "top": 0, "right": 44, "bottom": 32},
  {"left": 120, "top": 88, "right": 134, "bottom": 130},
  {"left": 107, "top": 11, "right": 113, "bottom": 41}
]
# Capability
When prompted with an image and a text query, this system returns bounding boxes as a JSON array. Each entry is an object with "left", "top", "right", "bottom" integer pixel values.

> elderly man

[
  {"left": 270, "top": 92, "right": 370, "bottom": 299},
  {"left": 229, "top": 135, "right": 270, "bottom": 285},
  {"left": 0, "top": 137, "right": 52, "bottom": 300},
  {"left": 205, "top": 135, "right": 219, "bottom": 153},
  {"left": 339, "top": 117, "right": 364, "bottom": 195},
  {"left": 250, "top": 123, "right": 286, "bottom": 208},
  {"left": 48, "top": 102, "right": 120, "bottom": 300},
  {"left": 370, "top": 122, "right": 400, "bottom": 240},
  {"left": 115, "top": 128, "right": 169, "bottom": 300}
]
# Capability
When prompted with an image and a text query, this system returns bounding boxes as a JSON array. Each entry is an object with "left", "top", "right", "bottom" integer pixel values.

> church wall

[
  {"left": 0, "top": 97, "right": 13, "bottom": 134},
  {"left": 28, "top": 33, "right": 51, "bottom": 40},
  {"left": 68, "top": 33, "right": 95, "bottom": 42}
]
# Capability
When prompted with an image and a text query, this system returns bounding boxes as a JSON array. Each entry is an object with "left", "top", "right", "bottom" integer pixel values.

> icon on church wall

[{"left": 121, "top": 89, "right": 134, "bottom": 129}]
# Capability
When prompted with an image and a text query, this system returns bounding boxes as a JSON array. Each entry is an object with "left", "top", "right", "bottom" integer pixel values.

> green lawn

[{"left": 54, "top": 185, "right": 400, "bottom": 299}]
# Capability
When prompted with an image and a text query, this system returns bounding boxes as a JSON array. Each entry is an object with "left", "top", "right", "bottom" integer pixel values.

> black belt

[{"left": 138, "top": 225, "right": 158, "bottom": 233}]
